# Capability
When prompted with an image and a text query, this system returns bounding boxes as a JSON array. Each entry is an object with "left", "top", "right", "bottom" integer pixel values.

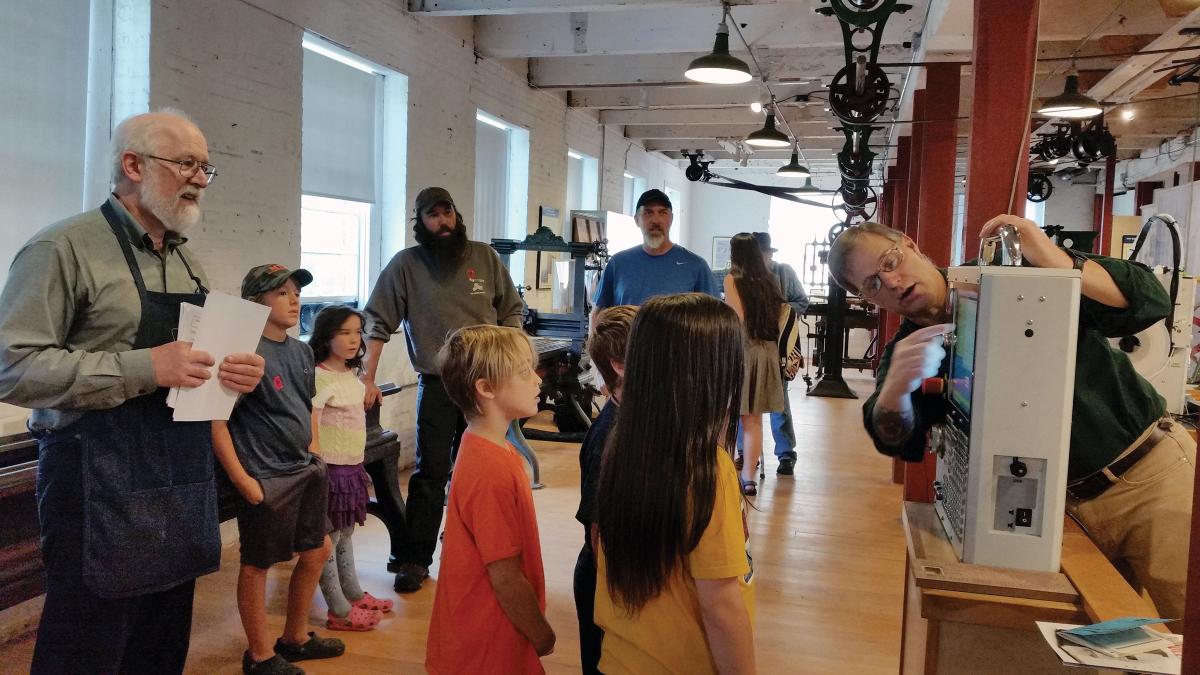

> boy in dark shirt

[
  {"left": 574, "top": 305, "right": 637, "bottom": 674},
  {"left": 212, "top": 264, "right": 345, "bottom": 675}
]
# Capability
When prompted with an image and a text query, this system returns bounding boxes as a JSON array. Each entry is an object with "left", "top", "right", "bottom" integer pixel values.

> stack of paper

[
  {"left": 167, "top": 292, "right": 269, "bottom": 422},
  {"left": 1037, "top": 619, "right": 1182, "bottom": 674}
]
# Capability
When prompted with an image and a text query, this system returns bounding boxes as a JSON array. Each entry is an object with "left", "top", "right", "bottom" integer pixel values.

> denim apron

[{"left": 74, "top": 201, "right": 220, "bottom": 597}]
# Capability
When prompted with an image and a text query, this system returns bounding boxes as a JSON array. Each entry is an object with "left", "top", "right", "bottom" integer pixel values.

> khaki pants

[{"left": 1067, "top": 420, "right": 1195, "bottom": 624}]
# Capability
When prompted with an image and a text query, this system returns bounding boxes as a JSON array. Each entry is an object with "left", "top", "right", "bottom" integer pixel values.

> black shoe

[
  {"left": 244, "top": 652, "right": 304, "bottom": 674},
  {"left": 777, "top": 457, "right": 796, "bottom": 476},
  {"left": 274, "top": 632, "right": 345, "bottom": 663},
  {"left": 393, "top": 562, "right": 430, "bottom": 593},
  {"left": 734, "top": 453, "right": 744, "bottom": 471}
]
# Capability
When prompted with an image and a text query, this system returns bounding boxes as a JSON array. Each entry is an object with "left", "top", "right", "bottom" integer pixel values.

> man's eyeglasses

[
  {"left": 144, "top": 154, "right": 218, "bottom": 183},
  {"left": 859, "top": 245, "right": 904, "bottom": 299}
]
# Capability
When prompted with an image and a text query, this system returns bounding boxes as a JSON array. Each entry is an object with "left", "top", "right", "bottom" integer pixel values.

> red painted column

[
  {"left": 1098, "top": 154, "right": 1115, "bottom": 256},
  {"left": 1135, "top": 181, "right": 1163, "bottom": 213},
  {"left": 905, "top": 90, "right": 927, "bottom": 244},
  {"left": 964, "top": 0, "right": 1040, "bottom": 244},
  {"left": 893, "top": 136, "right": 911, "bottom": 237},
  {"left": 916, "top": 63, "right": 962, "bottom": 267}
]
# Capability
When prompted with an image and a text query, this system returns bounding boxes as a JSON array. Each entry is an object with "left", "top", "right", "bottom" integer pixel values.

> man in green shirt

[
  {"left": 0, "top": 110, "right": 265, "bottom": 673},
  {"left": 827, "top": 215, "right": 1195, "bottom": 624}
]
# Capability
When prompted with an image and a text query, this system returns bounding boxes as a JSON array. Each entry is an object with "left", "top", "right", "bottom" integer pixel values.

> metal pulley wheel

[
  {"left": 1027, "top": 173, "right": 1054, "bottom": 203},
  {"left": 828, "top": 61, "right": 891, "bottom": 124}
]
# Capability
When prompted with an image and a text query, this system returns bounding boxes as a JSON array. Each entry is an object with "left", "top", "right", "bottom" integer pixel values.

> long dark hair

[
  {"left": 310, "top": 305, "right": 367, "bottom": 371},
  {"left": 730, "top": 232, "right": 783, "bottom": 341},
  {"left": 596, "top": 293, "right": 744, "bottom": 613}
]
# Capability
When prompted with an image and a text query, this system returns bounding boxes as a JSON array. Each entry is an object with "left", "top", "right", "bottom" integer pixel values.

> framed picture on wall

[
  {"left": 535, "top": 251, "right": 561, "bottom": 290},
  {"left": 712, "top": 236, "right": 732, "bottom": 270}
]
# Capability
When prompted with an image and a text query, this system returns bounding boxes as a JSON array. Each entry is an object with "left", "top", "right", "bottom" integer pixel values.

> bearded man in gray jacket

[{"left": 361, "top": 187, "right": 524, "bottom": 592}]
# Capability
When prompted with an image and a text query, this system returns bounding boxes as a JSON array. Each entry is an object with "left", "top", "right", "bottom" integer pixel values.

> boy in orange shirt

[{"left": 425, "top": 325, "right": 555, "bottom": 674}]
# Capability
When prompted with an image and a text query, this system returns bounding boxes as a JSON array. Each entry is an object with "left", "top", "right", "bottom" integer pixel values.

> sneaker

[
  {"left": 274, "top": 632, "right": 345, "bottom": 662},
  {"left": 777, "top": 457, "right": 796, "bottom": 476},
  {"left": 243, "top": 652, "right": 303, "bottom": 675},
  {"left": 393, "top": 562, "right": 430, "bottom": 593}
]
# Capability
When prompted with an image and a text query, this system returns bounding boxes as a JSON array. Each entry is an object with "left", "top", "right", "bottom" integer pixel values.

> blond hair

[
  {"left": 826, "top": 221, "right": 904, "bottom": 295},
  {"left": 437, "top": 325, "right": 536, "bottom": 417}
]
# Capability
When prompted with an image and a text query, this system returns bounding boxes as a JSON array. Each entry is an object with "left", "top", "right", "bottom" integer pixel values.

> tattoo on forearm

[{"left": 873, "top": 405, "right": 915, "bottom": 445}]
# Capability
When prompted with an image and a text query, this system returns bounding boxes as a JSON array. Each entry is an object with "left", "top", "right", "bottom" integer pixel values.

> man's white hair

[{"left": 109, "top": 107, "right": 196, "bottom": 187}]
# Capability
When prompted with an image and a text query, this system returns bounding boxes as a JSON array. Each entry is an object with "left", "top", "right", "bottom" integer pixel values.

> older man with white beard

[
  {"left": 591, "top": 189, "right": 718, "bottom": 320},
  {"left": 0, "top": 110, "right": 265, "bottom": 674}
]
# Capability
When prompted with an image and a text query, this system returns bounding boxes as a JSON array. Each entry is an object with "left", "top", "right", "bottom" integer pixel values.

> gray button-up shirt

[{"left": 0, "top": 195, "right": 209, "bottom": 431}]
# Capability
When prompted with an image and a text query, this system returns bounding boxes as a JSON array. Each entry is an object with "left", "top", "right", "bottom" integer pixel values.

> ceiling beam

[
  {"left": 408, "top": 0, "right": 757, "bottom": 16},
  {"left": 531, "top": 45, "right": 912, "bottom": 88},
  {"left": 599, "top": 106, "right": 824, "bottom": 125},
  {"left": 625, "top": 124, "right": 851, "bottom": 140},
  {"left": 474, "top": 5, "right": 922, "bottom": 58},
  {"left": 1085, "top": 8, "right": 1200, "bottom": 103},
  {"left": 568, "top": 84, "right": 819, "bottom": 109}
]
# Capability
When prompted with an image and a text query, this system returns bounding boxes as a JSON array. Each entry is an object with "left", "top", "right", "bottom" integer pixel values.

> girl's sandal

[
  {"left": 741, "top": 479, "right": 758, "bottom": 497},
  {"left": 352, "top": 591, "right": 394, "bottom": 613},
  {"left": 327, "top": 606, "right": 381, "bottom": 632}
]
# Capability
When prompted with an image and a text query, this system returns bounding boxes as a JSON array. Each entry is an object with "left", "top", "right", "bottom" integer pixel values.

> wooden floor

[{"left": 0, "top": 374, "right": 906, "bottom": 674}]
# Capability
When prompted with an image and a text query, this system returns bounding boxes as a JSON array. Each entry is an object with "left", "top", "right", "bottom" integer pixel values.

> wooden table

[{"left": 899, "top": 501, "right": 1161, "bottom": 674}]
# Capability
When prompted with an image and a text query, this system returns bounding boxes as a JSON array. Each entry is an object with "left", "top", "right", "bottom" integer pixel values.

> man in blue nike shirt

[{"left": 591, "top": 189, "right": 719, "bottom": 317}]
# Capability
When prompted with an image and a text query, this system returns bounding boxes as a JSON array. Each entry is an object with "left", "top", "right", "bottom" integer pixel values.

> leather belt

[{"left": 1066, "top": 424, "right": 1167, "bottom": 501}]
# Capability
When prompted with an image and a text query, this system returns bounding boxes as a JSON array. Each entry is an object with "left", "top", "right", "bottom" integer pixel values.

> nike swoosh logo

[{"left": 676, "top": 261, "right": 687, "bottom": 265}]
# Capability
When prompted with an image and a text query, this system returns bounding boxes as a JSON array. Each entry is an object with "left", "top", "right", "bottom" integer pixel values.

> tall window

[
  {"left": 665, "top": 185, "right": 684, "bottom": 243},
  {"left": 301, "top": 35, "right": 407, "bottom": 311},
  {"left": 0, "top": 0, "right": 133, "bottom": 289},
  {"left": 622, "top": 172, "right": 646, "bottom": 216},
  {"left": 566, "top": 149, "right": 598, "bottom": 213},
  {"left": 767, "top": 195, "right": 839, "bottom": 296},
  {"left": 475, "top": 110, "right": 530, "bottom": 282}
]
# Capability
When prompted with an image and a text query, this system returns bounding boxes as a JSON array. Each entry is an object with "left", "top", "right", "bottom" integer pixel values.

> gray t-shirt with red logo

[
  {"left": 363, "top": 241, "right": 524, "bottom": 375},
  {"left": 228, "top": 335, "right": 315, "bottom": 478}
]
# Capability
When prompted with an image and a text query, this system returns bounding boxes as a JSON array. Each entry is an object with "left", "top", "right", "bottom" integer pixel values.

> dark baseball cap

[
  {"left": 635, "top": 188, "right": 672, "bottom": 211},
  {"left": 241, "top": 264, "right": 313, "bottom": 299},
  {"left": 414, "top": 187, "right": 456, "bottom": 215},
  {"left": 753, "top": 231, "right": 778, "bottom": 252}
]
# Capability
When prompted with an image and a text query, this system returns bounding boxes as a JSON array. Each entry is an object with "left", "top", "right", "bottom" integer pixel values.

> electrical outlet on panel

[{"left": 992, "top": 455, "right": 1046, "bottom": 536}]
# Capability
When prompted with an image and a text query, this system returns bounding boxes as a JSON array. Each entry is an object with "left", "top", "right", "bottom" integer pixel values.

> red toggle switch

[{"left": 921, "top": 377, "right": 945, "bottom": 396}]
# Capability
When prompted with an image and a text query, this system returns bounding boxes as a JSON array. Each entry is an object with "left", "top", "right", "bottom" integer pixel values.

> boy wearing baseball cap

[{"left": 213, "top": 264, "right": 347, "bottom": 675}]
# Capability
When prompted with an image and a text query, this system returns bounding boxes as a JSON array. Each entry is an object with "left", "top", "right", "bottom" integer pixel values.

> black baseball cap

[
  {"left": 635, "top": 188, "right": 672, "bottom": 211},
  {"left": 414, "top": 187, "right": 456, "bottom": 215},
  {"left": 753, "top": 231, "right": 778, "bottom": 252},
  {"left": 241, "top": 264, "right": 313, "bottom": 299}
]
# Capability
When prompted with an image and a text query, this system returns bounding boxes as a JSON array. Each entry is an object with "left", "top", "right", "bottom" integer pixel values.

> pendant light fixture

[
  {"left": 1037, "top": 67, "right": 1103, "bottom": 119},
  {"left": 776, "top": 144, "right": 811, "bottom": 177},
  {"left": 795, "top": 176, "right": 821, "bottom": 193},
  {"left": 684, "top": 6, "right": 752, "bottom": 85},
  {"left": 746, "top": 99, "right": 791, "bottom": 148}
]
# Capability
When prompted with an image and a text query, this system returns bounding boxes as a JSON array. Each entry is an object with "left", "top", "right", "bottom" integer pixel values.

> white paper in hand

[
  {"left": 167, "top": 302, "right": 205, "bottom": 409},
  {"left": 172, "top": 292, "right": 269, "bottom": 422}
]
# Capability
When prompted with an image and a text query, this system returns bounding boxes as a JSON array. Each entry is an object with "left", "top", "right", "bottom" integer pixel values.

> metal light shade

[
  {"left": 684, "top": 26, "right": 752, "bottom": 84},
  {"left": 1037, "top": 75, "right": 1103, "bottom": 119},
  {"left": 746, "top": 112, "right": 791, "bottom": 148},
  {"left": 796, "top": 177, "right": 821, "bottom": 193},
  {"left": 776, "top": 149, "right": 811, "bottom": 177}
]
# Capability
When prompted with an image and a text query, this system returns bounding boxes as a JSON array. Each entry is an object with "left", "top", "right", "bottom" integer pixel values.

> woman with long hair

[
  {"left": 594, "top": 293, "right": 756, "bottom": 674},
  {"left": 724, "top": 232, "right": 786, "bottom": 496}
]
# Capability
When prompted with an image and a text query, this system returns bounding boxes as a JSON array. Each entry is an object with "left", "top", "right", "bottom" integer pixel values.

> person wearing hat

[
  {"left": 213, "top": 262, "right": 347, "bottom": 674},
  {"left": 0, "top": 110, "right": 266, "bottom": 673},
  {"left": 361, "top": 187, "right": 524, "bottom": 592},
  {"left": 740, "top": 231, "right": 808, "bottom": 476},
  {"left": 592, "top": 188, "right": 719, "bottom": 318}
]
